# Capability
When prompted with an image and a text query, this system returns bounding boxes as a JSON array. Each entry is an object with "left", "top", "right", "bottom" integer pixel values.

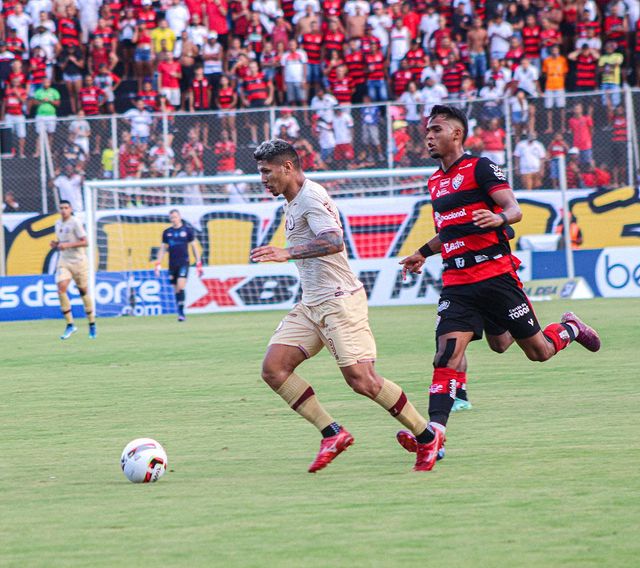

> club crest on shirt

[
  {"left": 452, "top": 173, "right": 464, "bottom": 190},
  {"left": 286, "top": 215, "right": 295, "bottom": 230}
]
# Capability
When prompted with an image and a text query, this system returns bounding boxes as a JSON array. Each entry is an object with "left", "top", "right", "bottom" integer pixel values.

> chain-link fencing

[{"left": 1, "top": 87, "right": 638, "bottom": 213}]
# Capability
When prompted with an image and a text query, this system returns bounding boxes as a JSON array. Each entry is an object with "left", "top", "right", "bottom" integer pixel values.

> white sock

[{"left": 567, "top": 322, "right": 579, "bottom": 337}]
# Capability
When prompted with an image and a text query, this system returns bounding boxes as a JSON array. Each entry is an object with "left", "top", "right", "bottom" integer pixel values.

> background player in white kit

[
  {"left": 50, "top": 200, "right": 96, "bottom": 340},
  {"left": 251, "top": 139, "right": 433, "bottom": 473}
]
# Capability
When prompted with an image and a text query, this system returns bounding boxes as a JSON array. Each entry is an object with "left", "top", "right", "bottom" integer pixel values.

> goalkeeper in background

[
  {"left": 155, "top": 209, "right": 203, "bottom": 322},
  {"left": 50, "top": 200, "right": 96, "bottom": 340}
]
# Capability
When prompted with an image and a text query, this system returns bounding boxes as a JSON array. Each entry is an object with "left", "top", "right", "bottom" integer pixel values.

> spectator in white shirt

[
  {"left": 7, "top": 4, "right": 31, "bottom": 55},
  {"left": 419, "top": 4, "right": 439, "bottom": 51},
  {"left": 165, "top": 0, "right": 191, "bottom": 36},
  {"left": 389, "top": 18, "right": 411, "bottom": 74},
  {"left": 487, "top": 13, "right": 513, "bottom": 60},
  {"left": 420, "top": 76, "right": 448, "bottom": 117},
  {"left": 252, "top": 0, "right": 283, "bottom": 34},
  {"left": 333, "top": 106, "right": 354, "bottom": 165},
  {"left": 513, "top": 133, "right": 546, "bottom": 190},
  {"left": 512, "top": 57, "right": 541, "bottom": 97},
  {"left": 310, "top": 85, "right": 338, "bottom": 123},
  {"left": 53, "top": 163, "right": 84, "bottom": 212},
  {"left": 124, "top": 99, "right": 153, "bottom": 144},
  {"left": 344, "top": 0, "right": 370, "bottom": 17},
  {"left": 273, "top": 108, "right": 301, "bottom": 139},
  {"left": 367, "top": 2, "right": 392, "bottom": 53},
  {"left": 281, "top": 38, "right": 308, "bottom": 106},
  {"left": 77, "top": 0, "right": 101, "bottom": 44}
]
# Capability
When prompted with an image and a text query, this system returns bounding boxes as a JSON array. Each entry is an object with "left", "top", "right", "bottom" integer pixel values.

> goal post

[{"left": 83, "top": 166, "right": 437, "bottom": 317}]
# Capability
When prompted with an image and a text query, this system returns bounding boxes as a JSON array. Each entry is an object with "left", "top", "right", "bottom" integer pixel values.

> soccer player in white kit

[
  {"left": 50, "top": 200, "right": 96, "bottom": 340},
  {"left": 251, "top": 139, "right": 433, "bottom": 473}
]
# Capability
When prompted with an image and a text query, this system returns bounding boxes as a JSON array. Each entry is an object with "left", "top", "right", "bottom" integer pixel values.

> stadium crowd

[{"left": 0, "top": 0, "right": 639, "bottom": 196}]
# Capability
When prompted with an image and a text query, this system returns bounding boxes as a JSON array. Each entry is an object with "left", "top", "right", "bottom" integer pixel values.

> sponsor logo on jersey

[
  {"left": 490, "top": 163, "right": 506, "bottom": 180},
  {"left": 443, "top": 240, "right": 465, "bottom": 254},
  {"left": 434, "top": 208, "right": 467, "bottom": 229},
  {"left": 434, "top": 186, "right": 450, "bottom": 198},
  {"left": 455, "top": 257, "right": 465, "bottom": 268},
  {"left": 507, "top": 302, "right": 531, "bottom": 320},
  {"left": 437, "top": 300, "right": 450, "bottom": 312},
  {"left": 459, "top": 162, "right": 474, "bottom": 170},
  {"left": 180, "top": 231, "right": 187, "bottom": 237},
  {"left": 452, "top": 173, "right": 464, "bottom": 190},
  {"left": 439, "top": 178, "right": 450, "bottom": 188}
]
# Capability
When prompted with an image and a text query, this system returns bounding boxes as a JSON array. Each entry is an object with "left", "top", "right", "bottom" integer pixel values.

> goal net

[{"left": 83, "top": 167, "right": 437, "bottom": 317}]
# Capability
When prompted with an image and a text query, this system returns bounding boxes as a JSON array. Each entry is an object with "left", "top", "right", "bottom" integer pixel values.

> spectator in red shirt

[
  {"left": 1, "top": 75, "right": 28, "bottom": 157},
  {"left": 181, "top": 128, "right": 205, "bottom": 174},
  {"left": 205, "top": 0, "right": 230, "bottom": 48},
  {"left": 133, "top": 24, "right": 153, "bottom": 89},
  {"left": 214, "top": 129, "right": 237, "bottom": 173},
  {"left": 567, "top": 102, "right": 593, "bottom": 165},
  {"left": 157, "top": 53, "right": 182, "bottom": 107},
  {"left": 480, "top": 118, "right": 506, "bottom": 166},
  {"left": 215, "top": 74, "right": 238, "bottom": 144}
]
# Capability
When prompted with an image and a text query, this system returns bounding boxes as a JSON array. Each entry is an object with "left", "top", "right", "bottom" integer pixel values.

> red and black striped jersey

[
  {"left": 405, "top": 47, "right": 425, "bottom": 80},
  {"left": 604, "top": 16, "right": 627, "bottom": 49},
  {"left": 90, "top": 46, "right": 110, "bottom": 74},
  {"left": 247, "top": 23, "right": 264, "bottom": 54},
  {"left": 58, "top": 17, "right": 81, "bottom": 47},
  {"left": 281, "top": 0, "right": 295, "bottom": 20},
  {"left": 190, "top": 77, "right": 210, "bottom": 110},
  {"left": 442, "top": 63, "right": 466, "bottom": 93},
  {"left": 93, "top": 25, "right": 116, "bottom": 50},
  {"left": 365, "top": 52, "right": 385, "bottom": 81},
  {"left": 6, "top": 36, "right": 25, "bottom": 57},
  {"left": 137, "top": 7, "right": 157, "bottom": 29},
  {"left": 79, "top": 86, "right": 105, "bottom": 115},
  {"left": 329, "top": 76, "right": 353, "bottom": 103},
  {"left": 242, "top": 71, "right": 269, "bottom": 102},
  {"left": 612, "top": 116, "right": 627, "bottom": 142},
  {"left": 2, "top": 0, "right": 19, "bottom": 16},
  {"left": 361, "top": 35, "right": 381, "bottom": 54},
  {"left": 574, "top": 53, "right": 597, "bottom": 88},
  {"left": 428, "top": 154, "right": 517, "bottom": 286},
  {"left": 540, "top": 28, "right": 560, "bottom": 48},
  {"left": 323, "top": 0, "right": 341, "bottom": 19},
  {"left": 216, "top": 86, "right": 235, "bottom": 108},
  {"left": 324, "top": 31, "right": 345, "bottom": 55},
  {"left": 522, "top": 25, "right": 541, "bottom": 58},
  {"left": 3, "top": 86, "right": 26, "bottom": 115},
  {"left": 636, "top": 22, "right": 640, "bottom": 52},
  {"left": 344, "top": 51, "right": 365, "bottom": 85},
  {"left": 392, "top": 69, "right": 413, "bottom": 97},
  {"left": 137, "top": 89, "right": 158, "bottom": 111},
  {"left": 29, "top": 57, "right": 47, "bottom": 85},
  {"left": 8, "top": 71, "right": 27, "bottom": 87},
  {"left": 302, "top": 33, "right": 323, "bottom": 65},
  {"left": 106, "top": 1, "right": 123, "bottom": 27},
  {"left": 576, "top": 20, "right": 600, "bottom": 38}
]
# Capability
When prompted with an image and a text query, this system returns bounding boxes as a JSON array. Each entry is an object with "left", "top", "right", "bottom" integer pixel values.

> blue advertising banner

[{"left": 0, "top": 270, "right": 176, "bottom": 322}]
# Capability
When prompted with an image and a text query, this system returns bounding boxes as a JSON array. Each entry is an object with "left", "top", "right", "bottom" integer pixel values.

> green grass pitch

[{"left": 1, "top": 298, "right": 639, "bottom": 567}]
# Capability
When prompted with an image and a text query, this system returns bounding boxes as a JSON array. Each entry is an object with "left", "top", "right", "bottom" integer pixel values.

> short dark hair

[
  {"left": 169, "top": 208, "right": 180, "bottom": 215},
  {"left": 253, "top": 138, "right": 301, "bottom": 169},
  {"left": 59, "top": 200, "right": 72, "bottom": 207},
  {"left": 429, "top": 105, "right": 469, "bottom": 142}
]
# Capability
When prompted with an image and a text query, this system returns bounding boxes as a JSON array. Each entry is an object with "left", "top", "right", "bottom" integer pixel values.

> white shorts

[
  {"left": 544, "top": 89, "right": 566, "bottom": 109},
  {"left": 5, "top": 113, "right": 26, "bottom": 138},
  {"left": 161, "top": 87, "right": 181, "bottom": 106},
  {"left": 36, "top": 115, "right": 57, "bottom": 134}
]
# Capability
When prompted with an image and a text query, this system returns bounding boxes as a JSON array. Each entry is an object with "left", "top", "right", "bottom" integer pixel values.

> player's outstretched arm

[{"left": 251, "top": 230, "right": 344, "bottom": 263}]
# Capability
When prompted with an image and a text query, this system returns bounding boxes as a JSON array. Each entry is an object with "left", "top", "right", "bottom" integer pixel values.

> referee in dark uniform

[{"left": 155, "top": 209, "right": 203, "bottom": 321}]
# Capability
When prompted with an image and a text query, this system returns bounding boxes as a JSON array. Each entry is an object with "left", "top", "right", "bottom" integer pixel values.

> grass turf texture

[{"left": 1, "top": 298, "right": 639, "bottom": 567}]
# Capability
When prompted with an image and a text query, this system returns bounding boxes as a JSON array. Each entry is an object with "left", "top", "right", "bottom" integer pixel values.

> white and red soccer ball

[{"left": 120, "top": 438, "right": 167, "bottom": 483}]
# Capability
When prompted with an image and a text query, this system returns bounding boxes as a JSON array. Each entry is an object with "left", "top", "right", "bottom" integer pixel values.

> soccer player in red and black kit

[
  {"left": 155, "top": 210, "right": 203, "bottom": 322},
  {"left": 396, "top": 106, "right": 601, "bottom": 471}
]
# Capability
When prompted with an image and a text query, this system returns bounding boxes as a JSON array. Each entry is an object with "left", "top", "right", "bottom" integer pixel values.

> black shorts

[
  {"left": 436, "top": 273, "right": 541, "bottom": 341},
  {"left": 168, "top": 264, "right": 189, "bottom": 284}
]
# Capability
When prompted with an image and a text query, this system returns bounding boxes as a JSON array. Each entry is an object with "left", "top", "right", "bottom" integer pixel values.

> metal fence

[{"left": 1, "top": 87, "right": 638, "bottom": 213}]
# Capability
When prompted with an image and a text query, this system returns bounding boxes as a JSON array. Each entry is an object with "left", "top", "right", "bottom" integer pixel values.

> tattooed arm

[{"left": 250, "top": 230, "right": 344, "bottom": 263}]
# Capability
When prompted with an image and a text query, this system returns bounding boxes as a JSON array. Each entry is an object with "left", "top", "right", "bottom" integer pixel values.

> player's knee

[
  {"left": 261, "top": 359, "right": 290, "bottom": 387},
  {"left": 77, "top": 287, "right": 87, "bottom": 297},
  {"left": 434, "top": 337, "right": 459, "bottom": 368},
  {"left": 344, "top": 367, "right": 382, "bottom": 398},
  {"left": 524, "top": 346, "right": 552, "bottom": 362}
]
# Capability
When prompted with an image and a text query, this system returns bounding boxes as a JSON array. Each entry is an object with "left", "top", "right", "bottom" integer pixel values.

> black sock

[
  {"left": 456, "top": 387, "right": 468, "bottom": 401},
  {"left": 561, "top": 323, "right": 576, "bottom": 341},
  {"left": 89, "top": 322, "right": 96, "bottom": 328},
  {"left": 176, "top": 290, "right": 185, "bottom": 315},
  {"left": 429, "top": 394, "right": 454, "bottom": 427},
  {"left": 321, "top": 422, "right": 341, "bottom": 438},
  {"left": 416, "top": 428, "right": 435, "bottom": 444}
]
